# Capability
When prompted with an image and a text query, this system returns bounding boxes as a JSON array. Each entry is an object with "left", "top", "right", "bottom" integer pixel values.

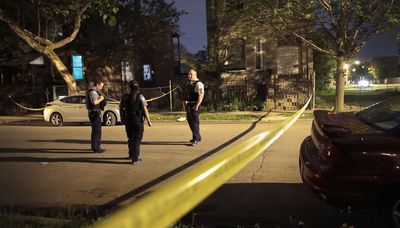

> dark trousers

[
  {"left": 89, "top": 111, "right": 102, "bottom": 152},
  {"left": 125, "top": 117, "right": 144, "bottom": 162},
  {"left": 186, "top": 105, "right": 201, "bottom": 141}
]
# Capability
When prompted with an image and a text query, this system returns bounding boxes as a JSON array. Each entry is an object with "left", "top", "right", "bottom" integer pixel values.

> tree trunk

[
  {"left": 335, "top": 57, "right": 345, "bottom": 112},
  {"left": 44, "top": 50, "right": 79, "bottom": 95}
]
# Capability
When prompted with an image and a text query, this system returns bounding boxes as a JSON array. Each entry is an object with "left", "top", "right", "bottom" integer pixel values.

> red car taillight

[
  {"left": 45, "top": 103, "right": 52, "bottom": 107},
  {"left": 318, "top": 142, "right": 349, "bottom": 165}
]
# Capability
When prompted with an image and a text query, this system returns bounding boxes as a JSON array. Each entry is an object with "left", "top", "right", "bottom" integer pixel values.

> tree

[
  {"left": 0, "top": 0, "right": 118, "bottom": 94},
  {"left": 229, "top": 0, "right": 400, "bottom": 111},
  {"left": 369, "top": 57, "right": 399, "bottom": 81},
  {"left": 312, "top": 34, "right": 336, "bottom": 91}
]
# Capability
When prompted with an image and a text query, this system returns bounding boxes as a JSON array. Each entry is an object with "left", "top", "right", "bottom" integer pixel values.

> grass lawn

[
  {"left": 316, "top": 86, "right": 400, "bottom": 109},
  {"left": 151, "top": 112, "right": 268, "bottom": 121}
]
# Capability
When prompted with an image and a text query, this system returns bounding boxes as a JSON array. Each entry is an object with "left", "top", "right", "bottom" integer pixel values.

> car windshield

[{"left": 356, "top": 96, "right": 400, "bottom": 132}]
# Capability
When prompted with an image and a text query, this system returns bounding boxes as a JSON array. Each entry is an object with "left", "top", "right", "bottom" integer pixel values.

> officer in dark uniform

[
  {"left": 183, "top": 69, "right": 205, "bottom": 146},
  {"left": 120, "top": 80, "right": 152, "bottom": 164},
  {"left": 86, "top": 80, "right": 105, "bottom": 153}
]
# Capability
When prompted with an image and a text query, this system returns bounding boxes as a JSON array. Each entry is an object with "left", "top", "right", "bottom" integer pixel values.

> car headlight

[{"left": 357, "top": 79, "right": 369, "bottom": 87}]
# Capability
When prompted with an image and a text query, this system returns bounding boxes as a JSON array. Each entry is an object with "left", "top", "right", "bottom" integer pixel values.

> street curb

[{"left": 0, "top": 112, "right": 313, "bottom": 126}]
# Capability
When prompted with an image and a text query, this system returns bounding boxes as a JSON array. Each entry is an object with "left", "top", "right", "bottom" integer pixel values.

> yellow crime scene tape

[
  {"left": 9, "top": 96, "right": 45, "bottom": 111},
  {"left": 8, "top": 86, "right": 179, "bottom": 111},
  {"left": 94, "top": 97, "right": 312, "bottom": 228},
  {"left": 146, "top": 86, "right": 180, "bottom": 102}
]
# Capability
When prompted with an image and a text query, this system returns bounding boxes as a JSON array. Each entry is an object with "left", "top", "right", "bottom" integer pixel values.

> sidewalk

[{"left": 0, "top": 114, "right": 43, "bottom": 124}]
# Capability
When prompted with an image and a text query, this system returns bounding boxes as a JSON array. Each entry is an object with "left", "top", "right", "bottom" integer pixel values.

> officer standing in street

[
  {"left": 183, "top": 69, "right": 205, "bottom": 146},
  {"left": 120, "top": 80, "right": 152, "bottom": 164},
  {"left": 86, "top": 80, "right": 106, "bottom": 153}
]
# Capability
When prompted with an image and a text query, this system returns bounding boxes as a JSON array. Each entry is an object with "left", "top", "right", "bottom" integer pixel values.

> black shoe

[
  {"left": 190, "top": 139, "right": 201, "bottom": 143},
  {"left": 94, "top": 149, "right": 106, "bottom": 153},
  {"left": 191, "top": 140, "right": 199, "bottom": 146}
]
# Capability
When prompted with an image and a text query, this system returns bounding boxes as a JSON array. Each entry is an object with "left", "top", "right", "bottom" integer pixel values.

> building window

[
  {"left": 277, "top": 46, "right": 299, "bottom": 75},
  {"left": 256, "top": 39, "right": 263, "bottom": 70},
  {"left": 225, "top": 38, "right": 246, "bottom": 70},
  {"left": 121, "top": 61, "right": 133, "bottom": 81}
]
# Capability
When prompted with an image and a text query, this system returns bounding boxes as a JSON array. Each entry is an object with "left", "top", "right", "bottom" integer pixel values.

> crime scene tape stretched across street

[
  {"left": 8, "top": 86, "right": 179, "bottom": 112},
  {"left": 146, "top": 86, "right": 180, "bottom": 102},
  {"left": 8, "top": 95, "right": 45, "bottom": 111},
  {"left": 94, "top": 97, "right": 312, "bottom": 228}
]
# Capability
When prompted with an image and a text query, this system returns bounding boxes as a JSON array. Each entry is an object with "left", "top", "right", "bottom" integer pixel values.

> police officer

[
  {"left": 86, "top": 80, "right": 105, "bottom": 153},
  {"left": 120, "top": 80, "right": 152, "bottom": 164},
  {"left": 183, "top": 69, "right": 205, "bottom": 146}
]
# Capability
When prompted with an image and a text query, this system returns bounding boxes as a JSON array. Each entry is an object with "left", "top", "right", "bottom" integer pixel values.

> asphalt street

[{"left": 0, "top": 117, "right": 385, "bottom": 227}]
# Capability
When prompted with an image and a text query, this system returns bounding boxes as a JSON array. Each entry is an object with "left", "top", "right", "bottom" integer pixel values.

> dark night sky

[
  {"left": 173, "top": 0, "right": 207, "bottom": 53},
  {"left": 358, "top": 27, "right": 400, "bottom": 60},
  {"left": 173, "top": 0, "right": 399, "bottom": 59}
]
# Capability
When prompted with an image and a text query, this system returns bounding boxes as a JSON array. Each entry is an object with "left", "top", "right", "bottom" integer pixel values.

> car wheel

[
  {"left": 381, "top": 190, "right": 400, "bottom": 228},
  {"left": 103, "top": 111, "right": 116, "bottom": 126},
  {"left": 393, "top": 196, "right": 400, "bottom": 228},
  {"left": 50, "top": 112, "right": 63, "bottom": 127}
]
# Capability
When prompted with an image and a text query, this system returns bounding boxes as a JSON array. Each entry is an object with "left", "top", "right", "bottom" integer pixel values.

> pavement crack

[{"left": 250, "top": 150, "right": 267, "bottom": 182}]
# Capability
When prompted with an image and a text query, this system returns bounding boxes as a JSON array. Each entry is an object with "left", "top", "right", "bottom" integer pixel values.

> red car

[{"left": 299, "top": 96, "right": 400, "bottom": 227}]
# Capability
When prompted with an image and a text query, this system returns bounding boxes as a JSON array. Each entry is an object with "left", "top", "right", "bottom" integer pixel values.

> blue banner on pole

[{"left": 72, "top": 55, "right": 84, "bottom": 80}]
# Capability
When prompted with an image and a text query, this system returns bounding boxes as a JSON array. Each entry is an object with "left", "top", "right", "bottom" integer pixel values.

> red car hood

[{"left": 313, "top": 110, "right": 382, "bottom": 136}]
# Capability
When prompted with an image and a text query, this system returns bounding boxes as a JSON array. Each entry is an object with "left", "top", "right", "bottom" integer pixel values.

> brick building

[{"left": 206, "top": 0, "right": 314, "bottom": 110}]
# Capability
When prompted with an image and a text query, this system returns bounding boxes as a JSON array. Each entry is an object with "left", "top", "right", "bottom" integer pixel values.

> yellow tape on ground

[
  {"left": 146, "top": 86, "right": 180, "bottom": 102},
  {"left": 94, "top": 97, "right": 311, "bottom": 228}
]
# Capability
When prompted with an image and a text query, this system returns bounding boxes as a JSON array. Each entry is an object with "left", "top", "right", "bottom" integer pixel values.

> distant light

[
  {"left": 358, "top": 79, "right": 370, "bottom": 87},
  {"left": 354, "top": 60, "right": 360, "bottom": 65}
]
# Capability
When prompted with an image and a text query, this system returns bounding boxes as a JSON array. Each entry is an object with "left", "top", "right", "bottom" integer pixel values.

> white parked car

[{"left": 43, "top": 95, "right": 121, "bottom": 126}]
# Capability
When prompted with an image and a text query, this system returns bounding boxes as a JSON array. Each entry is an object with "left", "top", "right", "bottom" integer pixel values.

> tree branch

[
  {"left": 0, "top": 8, "right": 52, "bottom": 50},
  {"left": 317, "top": 0, "right": 337, "bottom": 27},
  {"left": 268, "top": 5, "right": 336, "bottom": 58},
  {"left": 52, "top": 1, "right": 91, "bottom": 49}
]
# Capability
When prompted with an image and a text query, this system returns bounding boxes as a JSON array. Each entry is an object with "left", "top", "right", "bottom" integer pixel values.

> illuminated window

[
  {"left": 143, "top": 64, "right": 152, "bottom": 81},
  {"left": 121, "top": 61, "right": 133, "bottom": 81}
]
